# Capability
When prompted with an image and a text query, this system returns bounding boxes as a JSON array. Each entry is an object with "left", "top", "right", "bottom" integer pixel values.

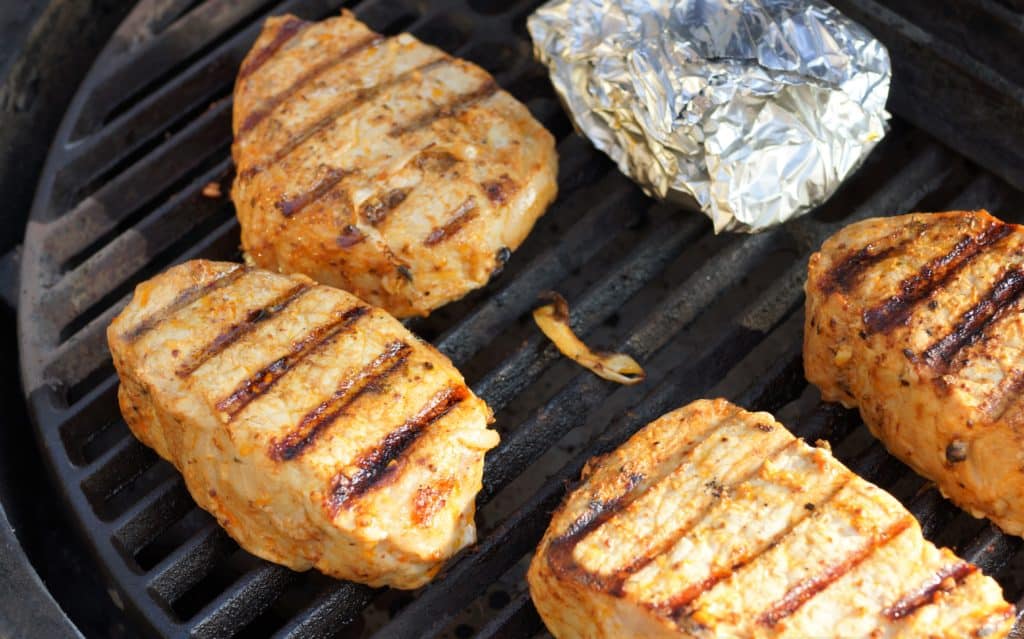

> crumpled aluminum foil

[{"left": 528, "top": 0, "right": 891, "bottom": 232}]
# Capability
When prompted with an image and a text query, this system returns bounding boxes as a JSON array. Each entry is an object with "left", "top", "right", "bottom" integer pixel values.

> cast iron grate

[{"left": 16, "top": 0, "right": 1024, "bottom": 637}]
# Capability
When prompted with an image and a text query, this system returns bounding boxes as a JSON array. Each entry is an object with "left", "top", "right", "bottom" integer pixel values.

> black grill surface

[{"left": 16, "top": 0, "right": 1024, "bottom": 637}]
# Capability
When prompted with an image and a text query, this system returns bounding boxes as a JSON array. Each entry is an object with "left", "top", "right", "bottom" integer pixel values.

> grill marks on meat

[
  {"left": 361, "top": 187, "right": 411, "bottom": 226},
  {"left": 238, "top": 34, "right": 384, "bottom": 136},
  {"left": 805, "top": 210, "right": 1024, "bottom": 536},
  {"left": 528, "top": 399, "right": 1013, "bottom": 638},
  {"left": 387, "top": 79, "right": 498, "bottom": 138},
  {"left": 122, "top": 265, "right": 247, "bottom": 341},
  {"left": 756, "top": 518, "right": 913, "bottom": 627},
  {"left": 424, "top": 197, "right": 478, "bottom": 246},
  {"left": 240, "top": 57, "right": 450, "bottom": 181},
  {"left": 882, "top": 562, "right": 977, "bottom": 620},
  {"left": 176, "top": 282, "right": 312, "bottom": 377},
  {"left": 107, "top": 260, "right": 498, "bottom": 588},
  {"left": 863, "top": 222, "right": 1012, "bottom": 334},
  {"left": 327, "top": 385, "right": 469, "bottom": 514},
  {"left": 276, "top": 166, "right": 355, "bottom": 217},
  {"left": 217, "top": 305, "right": 370, "bottom": 419},
  {"left": 923, "top": 268, "right": 1024, "bottom": 371},
  {"left": 270, "top": 340, "right": 413, "bottom": 461},
  {"left": 820, "top": 234, "right": 917, "bottom": 295},
  {"left": 231, "top": 12, "right": 558, "bottom": 318},
  {"left": 237, "top": 16, "right": 308, "bottom": 80}
]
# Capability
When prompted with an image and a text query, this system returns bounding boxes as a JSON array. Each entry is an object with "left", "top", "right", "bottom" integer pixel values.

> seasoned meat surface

[
  {"left": 805, "top": 210, "right": 1024, "bottom": 535},
  {"left": 107, "top": 260, "right": 498, "bottom": 588},
  {"left": 528, "top": 399, "right": 1013, "bottom": 638},
  {"left": 231, "top": 12, "right": 558, "bottom": 317}
]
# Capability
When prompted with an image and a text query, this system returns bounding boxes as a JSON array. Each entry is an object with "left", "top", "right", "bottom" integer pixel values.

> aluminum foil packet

[{"left": 528, "top": 0, "right": 891, "bottom": 232}]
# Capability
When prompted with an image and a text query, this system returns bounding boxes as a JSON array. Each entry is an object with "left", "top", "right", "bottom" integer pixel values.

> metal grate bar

[
  {"left": 269, "top": 582, "right": 377, "bottom": 639},
  {"left": 45, "top": 102, "right": 231, "bottom": 268},
  {"left": 148, "top": 523, "right": 234, "bottom": 604},
  {"left": 473, "top": 592, "right": 542, "bottom": 639},
  {"left": 43, "top": 158, "right": 233, "bottom": 332},
  {"left": 962, "top": 526, "right": 1022, "bottom": 573},
  {"left": 111, "top": 476, "right": 191, "bottom": 557},
  {"left": 72, "top": 0, "right": 282, "bottom": 137},
  {"left": 188, "top": 562, "right": 297, "bottom": 637}
]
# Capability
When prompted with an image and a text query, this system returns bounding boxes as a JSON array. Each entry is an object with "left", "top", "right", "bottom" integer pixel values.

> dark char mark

[
  {"left": 360, "top": 187, "right": 410, "bottom": 226},
  {"left": 327, "top": 385, "right": 469, "bottom": 513},
  {"left": 217, "top": 305, "right": 369, "bottom": 418},
  {"left": 757, "top": 518, "right": 912, "bottom": 627},
  {"left": 863, "top": 223, "right": 1012, "bottom": 334},
  {"left": 270, "top": 341, "right": 412, "bottom": 461},
  {"left": 122, "top": 266, "right": 247, "bottom": 341},
  {"left": 176, "top": 282, "right": 312, "bottom": 377},
  {"left": 481, "top": 174, "right": 517, "bottom": 205},
  {"left": 336, "top": 224, "right": 365, "bottom": 248},
  {"left": 388, "top": 79, "right": 498, "bottom": 138},
  {"left": 238, "top": 34, "right": 384, "bottom": 136},
  {"left": 923, "top": 268, "right": 1024, "bottom": 372},
  {"left": 544, "top": 472, "right": 645, "bottom": 592},
  {"left": 882, "top": 562, "right": 976, "bottom": 620},
  {"left": 424, "top": 197, "right": 478, "bottom": 246},
  {"left": 238, "top": 17, "right": 308, "bottom": 80},
  {"left": 821, "top": 243, "right": 903, "bottom": 295},
  {"left": 276, "top": 166, "right": 354, "bottom": 217},
  {"left": 240, "top": 57, "right": 450, "bottom": 180}
]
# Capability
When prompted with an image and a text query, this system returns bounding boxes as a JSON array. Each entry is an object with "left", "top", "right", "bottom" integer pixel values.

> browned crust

[
  {"left": 269, "top": 340, "right": 412, "bottom": 461},
  {"left": 216, "top": 305, "right": 370, "bottom": 418},
  {"left": 175, "top": 282, "right": 312, "bottom": 377},
  {"left": 326, "top": 384, "right": 469, "bottom": 514}
]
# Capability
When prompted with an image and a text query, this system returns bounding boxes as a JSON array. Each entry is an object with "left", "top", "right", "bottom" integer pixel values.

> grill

[{"left": 13, "top": 0, "right": 1024, "bottom": 637}]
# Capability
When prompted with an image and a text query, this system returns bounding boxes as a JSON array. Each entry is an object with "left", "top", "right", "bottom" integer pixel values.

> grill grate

[{"left": 16, "top": 0, "right": 1024, "bottom": 637}]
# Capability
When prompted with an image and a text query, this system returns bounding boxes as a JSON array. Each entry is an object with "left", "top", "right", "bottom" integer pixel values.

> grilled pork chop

[
  {"left": 231, "top": 12, "right": 558, "bottom": 318},
  {"left": 107, "top": 260, "right": 498, "bottom": 588},
  {"left": 805, "top": 210, "right": 1024, "bottom": 536},
  {"left": 528, "top": 399, "right": 1013, "bottom": 638}
]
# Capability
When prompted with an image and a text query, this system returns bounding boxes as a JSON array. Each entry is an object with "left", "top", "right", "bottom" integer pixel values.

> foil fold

[{"left": 528, "top": 0, "right": 891, "bottom": 232}]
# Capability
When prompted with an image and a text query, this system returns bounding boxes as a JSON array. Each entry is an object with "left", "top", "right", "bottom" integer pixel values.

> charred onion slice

[{"left": 532, "top": 291, "right": 646, "bottom": 385}]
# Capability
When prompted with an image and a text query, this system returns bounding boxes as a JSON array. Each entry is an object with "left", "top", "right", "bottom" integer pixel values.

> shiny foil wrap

[{"left": 528, "top": 0, "right": 891, "bottom": 232}]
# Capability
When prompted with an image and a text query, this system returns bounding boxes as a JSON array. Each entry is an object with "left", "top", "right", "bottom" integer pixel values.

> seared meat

[
  {"left": 107, "top": 260, "right": 498, "bottom": 588},
  {"left": 231, "top": 12, "right": 558, "bottom": 317},
  {"left": 528, "top": 399, "right": 1013, "bottom": 638},
  {"left": 805, "top": 210, "right": 1024, "bottom": 535}
]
